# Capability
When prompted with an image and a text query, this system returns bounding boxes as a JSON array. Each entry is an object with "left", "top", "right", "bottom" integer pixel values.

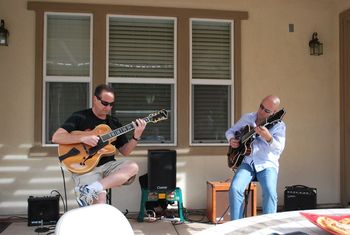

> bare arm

[
  {"left": 118, "top": 119, "right": 147, "bottom": 156},
  {"left": 51, "top": 128, "right": 100, "bottom": 146}
]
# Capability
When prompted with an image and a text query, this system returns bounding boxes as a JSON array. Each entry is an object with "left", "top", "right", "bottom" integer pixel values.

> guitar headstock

[
  {"left": 148, "top": 109, "right": 168, "bottom": 123},
  {"left": 266, "top": 108, "right": 286, "bottom": 125}
]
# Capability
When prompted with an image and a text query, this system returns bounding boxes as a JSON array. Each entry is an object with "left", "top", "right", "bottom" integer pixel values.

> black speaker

[
  {"left": 148, "top": 149, "right": 176, "bottom": 192},
  {"left": 284, "top": 185, "right": 317, "bottom": 211},
  {"left": 27, "top": 196, "right": 60, "bottom": 226}
]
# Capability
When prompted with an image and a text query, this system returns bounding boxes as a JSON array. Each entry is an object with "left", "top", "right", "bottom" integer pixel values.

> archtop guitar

[
  {"left": 58, "top": 109, "right": 168, "bottom": 174},
  {"left": 227, "top": 108, "right": 286, "bottom": 170}
]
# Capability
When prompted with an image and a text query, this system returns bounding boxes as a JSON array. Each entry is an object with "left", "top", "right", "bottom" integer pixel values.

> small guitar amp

[
  {"left": 284, "top": 185, "right": 317, "bottom": 211},
  {"left": 27, "top": 195, "right": 60, "bottom": 226}
]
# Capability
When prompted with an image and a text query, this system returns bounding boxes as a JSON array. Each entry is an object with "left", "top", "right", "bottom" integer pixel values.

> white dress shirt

[{"left": 225, "top": 112, "right": 286, "bottom": 172}]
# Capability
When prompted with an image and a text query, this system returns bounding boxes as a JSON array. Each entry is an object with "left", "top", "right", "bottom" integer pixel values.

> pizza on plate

[{"left": 316, "top": 216, "right": 350, "bottom": 235}]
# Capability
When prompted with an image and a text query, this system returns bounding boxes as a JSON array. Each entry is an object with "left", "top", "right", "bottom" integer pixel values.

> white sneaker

[{"left": 75, "top": 185, "right": 98, "bottom": 207}]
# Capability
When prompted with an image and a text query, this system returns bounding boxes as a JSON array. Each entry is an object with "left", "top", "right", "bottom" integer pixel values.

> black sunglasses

[
  {"left": 96, "top": 96, "right": 114, "bottom": 107},
  {"left": 259, "top": 104, "right": 272, "bottom": 114}
]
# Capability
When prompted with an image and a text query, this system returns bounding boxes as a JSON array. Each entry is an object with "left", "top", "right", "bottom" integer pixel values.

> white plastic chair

[{"left": 55, "top": 204, "right": 134, "bottom": 235}]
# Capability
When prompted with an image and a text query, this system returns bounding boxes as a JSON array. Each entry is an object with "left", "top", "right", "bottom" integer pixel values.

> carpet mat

[{"left": 0, "top": 222, "right": 11, "bottom": 233}]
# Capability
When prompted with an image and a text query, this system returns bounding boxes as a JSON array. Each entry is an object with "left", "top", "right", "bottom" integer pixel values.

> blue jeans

[{"left": 229, "top": 163, "right": 278, "bottom": 220}]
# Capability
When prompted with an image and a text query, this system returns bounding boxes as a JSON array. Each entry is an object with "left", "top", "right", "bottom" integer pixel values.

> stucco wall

[{"left": 0, "top": 0, "right": 347, "bottom": 215}]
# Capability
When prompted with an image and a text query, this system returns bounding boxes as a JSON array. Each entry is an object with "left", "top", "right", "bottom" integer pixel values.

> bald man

[{"left": 225, "top": 95, "right": 286, "bottom": 220}]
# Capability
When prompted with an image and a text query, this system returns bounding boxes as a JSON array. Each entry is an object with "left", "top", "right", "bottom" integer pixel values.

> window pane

[
  {"left": 110, "top": 83, "right": 173, "bottom": 143},
  {"left": 192, "top": 20, "right": 231, "bottom": 80},
  {"left": 45, "top": 82, "right": 89, "bottom": 144},
  {"left": 192, "top": 85, "right": 230, "bottom": 143},
  {"left": 109, "top": 17, "right": 175, "bottom": 78},
  {"left": 46, "top": 14, "right": 91, "bottom": 76}
]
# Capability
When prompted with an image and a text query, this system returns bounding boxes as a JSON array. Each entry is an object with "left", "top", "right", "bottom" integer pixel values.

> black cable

[
  {"left": 34, "top": 220, "right": 51, "bottom": 234},
  {"left": 182, "top": 208, "right": 209, "bottom": 224},
  {"left": 216, "top": 180, "right": 252, "bottom": 224},
  {"left": 60, "top": 166, "right": 68, "bottom": 212},
  {"left": 34, "top": 227, "right": 49, "bottom": 233},
  {"left": 213, "top": 178, "right": 233, "bottom": 225},
  {"left": 215, "top": 205, "right": 229, "bottom": 225},
  {"left": 45, "top": 226, "right": 56, "bottom": 235},
  {"left": 50, "top": 190, "right": 66, "bottom": 214},
  {"left": 243, "top": 182, "right": 252, "bottom": 217},
  {"left": 185, "top": 214, "right": 208, "bottom": 223}
]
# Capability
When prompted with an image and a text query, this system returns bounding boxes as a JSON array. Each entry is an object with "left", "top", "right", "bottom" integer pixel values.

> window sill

[
  {"left": 28, "top": 144, "right": 228, "bottom": 158},
  {"left": 28, "top": 145, "right": 152, "bottom": 158},
  {"left": 29, "top": 145, "right": 58, "bottom": 158}
]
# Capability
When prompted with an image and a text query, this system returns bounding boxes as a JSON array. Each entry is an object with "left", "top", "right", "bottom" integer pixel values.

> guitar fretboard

[
  {"left": 100, "top": 117, "right": 151, "bottom": 142},
  {"left": 240, "top": 108, "right": 285, "bottom": 143},
  {"left": 241, "top": 120, "right": 268, "bottom": 143}
]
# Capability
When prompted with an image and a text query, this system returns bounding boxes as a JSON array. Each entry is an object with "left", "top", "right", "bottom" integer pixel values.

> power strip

[{"left": 161, "top": 216, "right": 181, "bottom": 222}]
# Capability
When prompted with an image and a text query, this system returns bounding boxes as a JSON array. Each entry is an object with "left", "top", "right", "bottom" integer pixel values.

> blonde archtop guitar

[{"left": 58, "top": 109, "right": 168, "bottom": 174}]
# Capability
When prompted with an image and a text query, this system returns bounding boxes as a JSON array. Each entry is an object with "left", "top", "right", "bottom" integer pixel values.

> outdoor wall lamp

[
  {"left": 308, "top": 32, "right": 323, "bottom": 56},
  {"left": 0, "top": 19, "right": 9, "bottom": 46}
]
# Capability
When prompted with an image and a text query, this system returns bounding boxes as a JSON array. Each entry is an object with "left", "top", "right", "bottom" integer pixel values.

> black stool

[
  {"left": 243, "top": 178, "right": 258, "bottom": 217},
  {"left": 106, "top": 188, "right": 112, "bottom": 205}
]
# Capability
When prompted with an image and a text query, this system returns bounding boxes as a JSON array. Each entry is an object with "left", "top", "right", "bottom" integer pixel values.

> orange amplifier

[{"left": 207, "top": 181, "right": 257, "bottom": 223}]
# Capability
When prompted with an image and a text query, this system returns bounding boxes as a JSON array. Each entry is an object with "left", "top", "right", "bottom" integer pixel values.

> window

[
  {"left": 190, "top": 19, "right": 233, "bottom": 144},
  {"left": 29, "top": 2, "right": 247, "bottom": 155},
  {"left": 43, "top": 13, "right": 92, "bottom": 145},
  {"left": 107, "top": 16, "right": 176, "bottom": 145}
]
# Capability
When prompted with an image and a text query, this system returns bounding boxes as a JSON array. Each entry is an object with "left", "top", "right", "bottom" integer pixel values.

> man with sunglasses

[
  {"left": 52, "top": 84, "right": 147, "bottom": 207},
  {"left": 225, "top": 95, "right": 286, "bottom": 220}
]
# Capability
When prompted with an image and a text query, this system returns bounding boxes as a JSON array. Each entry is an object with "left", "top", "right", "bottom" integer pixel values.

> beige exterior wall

[{"left": 0, "top": 0, "right": 348, "bottom": 215}]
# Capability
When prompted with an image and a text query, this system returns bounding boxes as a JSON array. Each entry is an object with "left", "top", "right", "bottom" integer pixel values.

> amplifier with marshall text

[{"left": 284, "top": 185, "right": 317, "bottom": 211}]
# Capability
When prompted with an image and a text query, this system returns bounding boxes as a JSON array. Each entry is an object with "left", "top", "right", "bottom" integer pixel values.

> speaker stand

[{"left": 137, "top": 187, "right": 184, "bottom": 223}]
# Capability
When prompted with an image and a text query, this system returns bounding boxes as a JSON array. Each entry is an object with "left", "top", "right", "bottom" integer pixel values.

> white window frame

[
  {"left": 106, "top": 14, "right": 177, "bottom": 146},
  {"left": 42, "top": 12, "right": 93, "bottom": 146},
  {"left": 189, "top": 18, "right": 235, "bottom": 146}
]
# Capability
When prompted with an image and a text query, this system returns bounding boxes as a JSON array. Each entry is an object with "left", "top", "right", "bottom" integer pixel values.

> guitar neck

[
  {"left": 240, "top": 108, "right": 285, "bottom": 143},
  {"left": 100, "top": 116, "right": 151, "bottom": 142},
  {"left": 240, "top": 120, "right": 269, "bottom": 143}
]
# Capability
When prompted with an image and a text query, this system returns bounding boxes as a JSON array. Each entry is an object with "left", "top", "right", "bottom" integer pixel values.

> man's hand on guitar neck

[
  {"left": 255, "top": 126, "right": 273, "bottom": 143},
  {"left": 132, "top": 118, "right": 147, "bottom": 140},
  {"left": 118, "top": 119, "right": 147, "bottom": 156}
]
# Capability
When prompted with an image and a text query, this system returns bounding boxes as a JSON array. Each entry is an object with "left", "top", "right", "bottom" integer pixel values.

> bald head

[
  {"left": 256, "top": 95, "right": 281, "bottom": 123},
  {"left": 262, "top": 95, "right": 280, "bottom": 112}
]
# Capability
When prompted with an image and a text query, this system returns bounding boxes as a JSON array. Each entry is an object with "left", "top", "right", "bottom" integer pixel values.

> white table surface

[{"left": 198, "top": 208, "right": 350, "bottom": 235}]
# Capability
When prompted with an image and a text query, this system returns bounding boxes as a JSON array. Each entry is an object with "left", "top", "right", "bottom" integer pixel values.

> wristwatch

[{"left": 132, "top": 136, "right": 140, "bottom": 141}]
